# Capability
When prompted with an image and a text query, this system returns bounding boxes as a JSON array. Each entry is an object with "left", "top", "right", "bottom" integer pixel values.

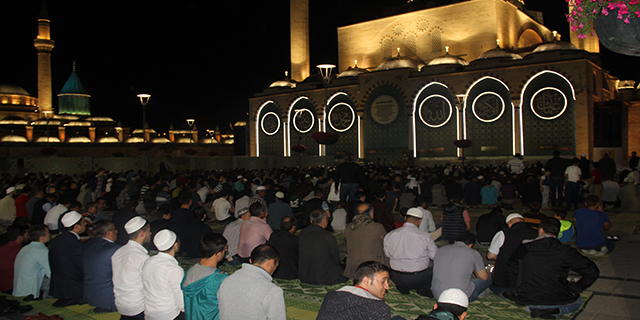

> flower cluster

[
  {"left": 311, "top": 131, "right": 340, "bottom": 145},
  {"left": 566, "top": 0, "right": 640, "bottom": 38}
]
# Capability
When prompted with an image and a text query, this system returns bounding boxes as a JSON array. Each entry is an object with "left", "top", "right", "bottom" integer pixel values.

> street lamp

[
  {"left": 186, "top": 119, "right": 195, "bottom": 128},
  {"left": 137, "top": 94, "right": 151, "bottom": 141}
]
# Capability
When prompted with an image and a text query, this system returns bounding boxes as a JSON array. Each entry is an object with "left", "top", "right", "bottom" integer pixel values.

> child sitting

[{"left": 554, "top": 209, "right": 574, "bottom": 243}]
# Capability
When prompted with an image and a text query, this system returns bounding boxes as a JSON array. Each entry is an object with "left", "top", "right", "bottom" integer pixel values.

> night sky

[{"left": 1, "top": 0, "right": 638, "bottom": 134}]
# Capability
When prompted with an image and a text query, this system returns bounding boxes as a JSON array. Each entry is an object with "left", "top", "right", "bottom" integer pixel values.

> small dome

[
  {"left": 132, "top": 128, "right": 157, "bottom": 134},
  {"left": 377, "top": 49, "right": 425, "bottom": 71},
  {"left": 269, "top": 72, "right": 297, "bottom": 88},
  {"left": 85, "top": 117, "right": 116, "bottom": 123},
  {"left": 64, "top": 121, "right": 92, "bottom": 127},
  {"left": 36, "top": 136, "right": 61, "bottom": 143},
  {"left": 151, "top": 137, "right": 171, "bottom": 144},
  {"left": 478, "top": 45, "right": 522, "bottom": 60},
  {"left": 223, "top": 139, "right": 234, "bottom": 144},
  {"left": 98, "top": 136, "right": 119, "bottom": 143},
  {"left": 428, "top": 47, "right": 469, "bottom": 66},
  {"left": 201, "top": 138, "right": 219, "bottom": 144},
  {"left": 0, "top": 116, "right": 29, "bottom": 125},
  {"left": 0, "top": 83, "right": 30, "bottom": 96},
  {"left": 126, "top": 137, "right": 145, "bottom": 143},
  {"left": 176, "top": 137, "right": 195, "bottom": 144},
  {"left": 1, "top": 135, "right": 28, "bottom": 143},
  {"left": 53, "top": 115, "right": 79, "bottom": 120},
  {"left": 533, "top": 40, "right": 579, "bottom": 52},
  {"left": 68, "top": 136, "right": 91, "bottom": 143},
  {"left": 337, "top": 60, "right": 370, "bottom": 78},
  {"left": 32, "top": 119, "right": 61, "bottom": 126}
]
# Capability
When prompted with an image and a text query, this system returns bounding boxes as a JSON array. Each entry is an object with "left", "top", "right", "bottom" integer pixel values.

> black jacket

[
  {"left": 476, "top": 211, "right": 507, "bottom": 243},
  {"left": 267, "top": 230, "right": 299, "bottom": 280},
  {"left": 511, "top": 236, "right": 599, "bottom": 305},
  {"left": 493, "top": 222, "right": 538, "bottom": 288}
]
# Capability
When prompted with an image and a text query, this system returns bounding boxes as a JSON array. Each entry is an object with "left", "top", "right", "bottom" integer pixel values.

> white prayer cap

[
  {"left": 61, "top": 211, "right": 82, "bottom": 227},
  {"left": 438, "top": 288, "right": 469, "bottom": 308},
  {"left": 275, "top": 191, "right": 285, "bottom": 199},
  {"left": 154, "top": 229, "right": 177, "bottom": 251},
  {"left": 5, "top": 187, "right": 15, "bottom": 194},
  {"left": 125, "top": 216, "right": 146, "bottom": 234},
  {"left": 506, "top": 213, "right": 524, "bottom": 223},
  {"left": 406, "top": 208, "right": 424, "bottom": 219},
  {"left": 256, "top": 186, "right": 267, "bottom": 191},
  {"left": 237, "top": 175, "right": 243, "bottom": 179}
]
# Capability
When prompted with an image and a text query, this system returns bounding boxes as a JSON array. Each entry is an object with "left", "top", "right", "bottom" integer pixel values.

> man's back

[
  {"left": 49, "top": 231, "right": 84, "bottom": 299},
  {"left": 83, "top": 237, "right": 120, "bottom": 311},
  {"left": 238, "top": 217, "right": 272, "bottom": 258},
  {"left": 141, "top": 252, "right": 184, "bottom": 320},
  {"left": 267, "top": 230, "right": 299, "bottom": 280},
  {"left": 574, "top": 208, "right": 609, "bottom": 248},
  {"left": 267, "top": 201, "right": 293, "bottom": 231},
  {"left": 316, "top": 286, "right": 390, "bottom": 320},
  {"left": 217, "top": 263, "right": 286, "bottom": 320},
  {"left": 111, "top": 240, "right": 149, "bottom": 316},
  {"left": 182, "top": 264, "right": 227, "bottom": 320},
  {"left": 222, "top": 219, "right": 244, "bottom": 257},
  {"left": 493, "top": 222, "right": 537, "bottom": 288},
  {"left": 475, "top": 211, "right": 506, "bottom": 243},
  {"left": 171, "top": 208, "right": 195, "bottom": 246},
  {"left": 383, "top": 223, "right": 437, "bottom": 272},
  {"left": 431, "top": 242, "right": 484, "bottom": 299},
  {"left": 13, "top": 241, "right": 50, "bottom": 298},
  {"left": 298, "top": 225, "right": 346, "bottom": 285}
]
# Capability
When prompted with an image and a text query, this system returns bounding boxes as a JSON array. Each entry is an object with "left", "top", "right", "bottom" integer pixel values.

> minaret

[
  {"left": 290, "top": 0, "right": 310, "bottom": 81},
  {"left": 34, "top": 1, "right": 55, "bottom": 115}
]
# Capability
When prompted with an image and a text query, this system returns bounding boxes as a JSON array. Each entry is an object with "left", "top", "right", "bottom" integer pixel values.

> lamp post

[{"left": 137, "top": 94, "right": 151, "bottom": 141}]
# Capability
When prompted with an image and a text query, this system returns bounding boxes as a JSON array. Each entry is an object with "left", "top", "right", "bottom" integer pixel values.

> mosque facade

[{"left": 249, "top": 0, "right": 640, "bottom": 165}]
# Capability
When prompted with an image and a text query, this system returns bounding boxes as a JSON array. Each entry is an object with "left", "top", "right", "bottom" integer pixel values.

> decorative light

[
  {"left": 327, "top": 102, "right": 355, "bottom": 132},
  {"left": 418, "top": 94, "right": 453, "bottom": 128},
  {"left": 471, "top": 92, "right": 505, "bottom": 123},
  {"left": 260, "top": 112, "right": 281, "bottom": 135}
]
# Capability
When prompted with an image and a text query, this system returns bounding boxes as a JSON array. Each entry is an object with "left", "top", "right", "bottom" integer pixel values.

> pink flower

[
  {"left": 636, "top": 10, "right": 640, "bottom": 17},
  {"left": 602, "top": 7, "right": 609, "bottom": 15},
  {"left": 630, "top": 0, "right": 639, "bottom": 5},
  {"left": 617, "top": 12, "right": 624, "bottom": 19},
  {"left": 593, "top": 8, "right": 598, "bottom": 13},
  {"left": 578, "top": 34, "right": 587, "bottom": 39},
  {"left": 607, "top": 2, "right": 616, "bottom": 9},
  {"left": 579, "top": 22, "right": 584, "bottom": 28},
  {"left": 578, "top": 6, "right": 584, "bottom": 11},
  {"left": 571, "top": 25, "right": 579, "bottom": 31},
  {"left": 624, "top": 17, "right": 630, "bottom": 23}
]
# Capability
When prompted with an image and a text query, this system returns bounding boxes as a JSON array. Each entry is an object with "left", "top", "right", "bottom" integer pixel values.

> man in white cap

[
  {"left": 249, "top": 186, "right": 268, "bottom": 213},
  {"left": 383, "top": 207, "right": 438, "bottom": 297},
  {"left": 222, "top": 207, "right": 251, "bottom": 265},
  {"left": 237, "top": 203, "right": 272, "bottom": 262},
  {"left": 420, "top": 288, "right": 469, "bottom": 320},
  {"left": 486, "top": 213, "right": 537, "bottom": 298},
  {"left": 0, "top": 186, "right": 17, "bottom": 226},
  {"left": 141, "top": 229, "right": 184, "bottom": 320},
  {"left": 49, "top": 210, "right": 86, "bottom": 307},
  {"left": 111, "top": 216, "right": 152, "bottom": 319},
  {"left": 267, "top": 191, "right": 293, "bottom": 230}
]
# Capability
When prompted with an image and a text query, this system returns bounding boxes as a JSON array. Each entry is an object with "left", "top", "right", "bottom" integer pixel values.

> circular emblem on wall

[
  {"left": 472, "top": 92, "right": 505, "bottom": 122},
  {"left": 419, "top": 94, "right": 453, "bottom": 128},
  {"left": 531, "top": 87, "right": 567, "bottom": 120},
  {"left": 293, "top": 109, "right": 315, "bottom": 133},
  {"left": 260, "top": 112, "right": 280, "bottom": 135},
  {"left": 371, "top": 95, "right": 399, "bottom": 125},
  {"left": 328, "top": 103, "right": 355, "bottom": 132}
]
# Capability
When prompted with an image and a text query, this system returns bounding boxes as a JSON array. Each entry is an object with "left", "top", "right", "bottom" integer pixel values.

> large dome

[
  {"left": 269, "top": 72, "right": 297, "bottom": 88},
  {"left": 337, "top": 61, "right": 370, "bottom": 78},
  {"left": 0, "top": 83, "right": 30, "bottom": 96},
  {"left": 428, "top": 47, "right": 469, "bottom": 66},
  {"left": 478, "top": 44, "right": 522, "bottom": 60}
]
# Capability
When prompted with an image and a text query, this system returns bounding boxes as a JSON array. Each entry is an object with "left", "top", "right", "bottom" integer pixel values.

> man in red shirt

[
  {"left": 0, "top": 225, "right": 29, "bottom": 293},
  {"left": 15, "top": 186, "right": 32, "bottom": 218}
]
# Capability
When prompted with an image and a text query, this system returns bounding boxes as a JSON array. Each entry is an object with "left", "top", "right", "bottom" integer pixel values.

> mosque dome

[
  {"left": 126, "top": 137, "right": 145, "bottom": 143},
  {"left": 151, "top": 137, "right": 171, "bottom": 144},
  {"left": 67, "top": 136, "right": 91, "bottom": 143},
  {"left": 532, "top": 32, "right": 579, "bottom": 53},
  {"left": 478, "top": 41, "right": 522, "bottom": 60},
  {"left": 337, "top": 61, "right": 370, "bottom": 78},
  {"left": 0, "top": 116, "right": 29, "bottom": 125},
  {"left": 377, "top": 48, "right": 425, "bottom": 71},
  {"left": 1, "top": 135, "right": 28, "bottom": 143},
  {"left": 176, "top": 137, "right": 195, "bottom": 144},
  {"left": 428, "top": 47, "right": 469, "bottom": 66},
  {"left": 36, "top": 136, "right": 61, "bottom": 143},
  {"left": 269, "top": 72, "right": 297, "bottom": 88},
  {"left": 98, "top": 136, "right": 119, "bottom": 143},
  {"left": 0, "top": 83, "right": 31, "bottom": 96},
  {"left": 201, "top": 138, "right": 219, "bottom": 144}
]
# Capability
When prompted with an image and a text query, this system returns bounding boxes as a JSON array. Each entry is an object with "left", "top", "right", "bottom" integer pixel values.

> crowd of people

[{"left": 0, "top": 150, "right": 636, "bottom": 319}]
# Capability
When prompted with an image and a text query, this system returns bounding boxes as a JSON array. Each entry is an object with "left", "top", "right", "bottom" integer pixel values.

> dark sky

[{"left": 1, "top": 0, "right": 637, "bottom": 134}]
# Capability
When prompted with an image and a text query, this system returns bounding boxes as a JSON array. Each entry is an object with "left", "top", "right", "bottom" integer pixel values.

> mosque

[
  {"left": 0, "top": 3, "right": 235, "bottom": 148},
  {"left": 249, "top": 0, "right": 640, "bottom": 166}
]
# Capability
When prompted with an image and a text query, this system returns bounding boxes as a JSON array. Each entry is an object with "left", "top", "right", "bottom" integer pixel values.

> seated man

[
  {"left": 475, "top": 207, "right": 507, "bottom": 245},
  {"left": 266, "top": 217, "right": 299, "bottom": 280},
  {"left": 383, "top": 208, "right": 438, "bottom": 297},
  {"left": 299, "top": 209, "right": 347, "bottom": 285},
  {"left": 0, "top": 225, "right": 28, "bottom": 293},
  {"left": 183, "top": 207, "right": 213, "bottom": 258},
  {"left": 222, "top": 207, "right": 251, "bottom": 265},
  {"left": 344, "top": 203, "right": 388, "bottom": 280},
  {"left": 511, "top": 217, "right": 599, "bottom": 319},
  {"left": 142, "top": 230, "right": 184, "bottom": 320},
  {"left": 574, "top": 195, "right": 614, "bottom": 255},
  {"left": 522, "top": 202, "right": 547, "bottom": 230},
  {"left": 317, "top": 261, "right": 401, "bottom": 320},
  {"left": 182, "top": 233, "right": 228, "bottom": 320},
  {"left": 417, "top": 288, "right": 469, "bottom": 320},
  {"left": 441, "top": 194, "right": 471, "bottom": 243},
  {"left": 49, "top": 211, "right": 86, "bottom": 307},
  {"left": 431, "top": 233, "right": 491, "bottom": 302},
  {"left": 83, "top": 220, "right": 120, "bottom": 312},
  {"left": 217, "top": 244, "right": 286, "bottom": 320},
  {"left": 237, "top": 203, "right": 273, "bottom": 262},
  {"left": 13, "top": 225, "right": 51, "bottom": 300}
]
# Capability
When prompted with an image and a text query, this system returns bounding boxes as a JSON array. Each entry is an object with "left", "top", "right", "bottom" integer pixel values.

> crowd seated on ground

[{"left": 0, "top": 150, "right": 636, "bottom": 318}]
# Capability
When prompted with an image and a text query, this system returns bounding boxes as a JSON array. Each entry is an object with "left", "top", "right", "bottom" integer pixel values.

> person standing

[
  {"left": 564, "top": 158, "right": 582, "bottom": 210},
  {"left": 142, "top": 230, "right": 185, "bottom": 320},
  {"left": 83, "top": 220, "right": 120, "bottom": 312},
  {"left": 545, "top": 151, "right": 571, "bottom": 208},
  {"left": 334, "top": 156, "right": 363, "bottom": 202},
  {"left": 0, "top": 187, "right": 17, "bottom": 226},
  {"left": 112, "top": 217, "right": 152, "bottom": 319}
]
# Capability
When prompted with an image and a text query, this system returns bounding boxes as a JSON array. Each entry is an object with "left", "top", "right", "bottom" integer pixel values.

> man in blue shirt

[
  {"left": 574, "top": 195, "right": 613, "bottom": 255},
  {"left": 13, "top": 225, "right": 51, "bottom": 300}
]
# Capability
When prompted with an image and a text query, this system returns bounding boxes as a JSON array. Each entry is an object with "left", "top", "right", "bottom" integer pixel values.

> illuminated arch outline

[
  {"left": 472, "top": 92, "right": 505, "bottom": 123},
  {"left": 255, "top": 100, "right": 275, "bottom": 157},
  {"left": 261, "top": 112, "right": 281, "bottom": 135},
  {"left": 418, "top": 94, "right": 453, "bottom": 128},
  {"left": 530, "top": 87, "right": 567, "bottom": 120},
  {"left": 328, "top": 102, "right": 355, "bottom": 132},
  {"left": 411, "top": 82, "right": 450, "bottom": 157},
  {"left": 292, "top": 108, "right": 315, "bottom": 133}
]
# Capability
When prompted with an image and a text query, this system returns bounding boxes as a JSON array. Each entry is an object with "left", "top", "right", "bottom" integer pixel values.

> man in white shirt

[
  {"left": 383, "top": 208, "right": 438, "bottom": 297},
  {"left": 212, "top": 191, "right": 234, "bottom": 224},
  {"left": 111, "top": 217, "right": 151, "bottom": 320},
  {"left": 43, "top": 198, "right": 71, "bottom": 233},
  {"left": 507, "top": 154, "right": 524, "bottom": 175},
  {"left": 565, "top": 158, "right": 582, "bottom": 210},
  {"left": 415, "top": 197, "right": 439, "bottom": 240},
  {"left": 222, "top": 208, "right": 251, "bottom": 265},
  {"left": 141, "top": 229, "right": 184, "bottom": 320}
]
